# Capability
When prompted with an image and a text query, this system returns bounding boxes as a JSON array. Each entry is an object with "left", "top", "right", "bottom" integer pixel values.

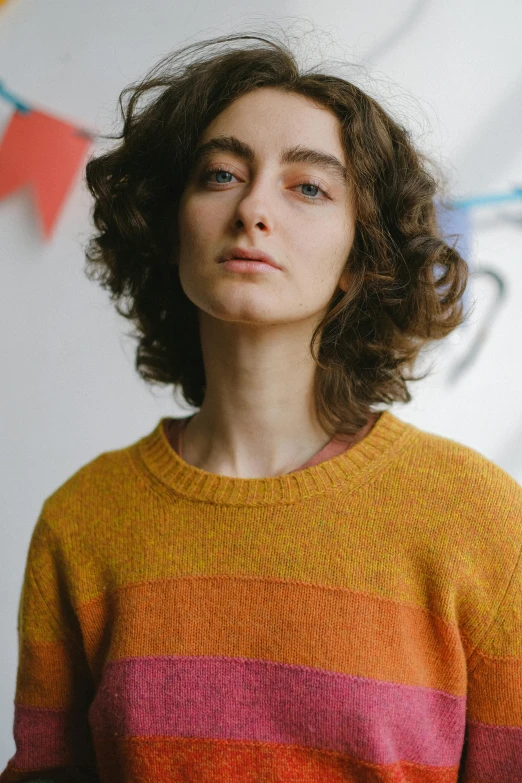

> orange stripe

[
  {"left": 78, "top": 574, "right": 466, "bottom": 693},
  {"left": 21, "top": 576, "right": 522, "bottom": 726},
  {"left": 93, "top": 734, "right": 459, "bottom": 783},
  {"left": 15, "top": 640, "right": 93, "bottom": 708},
  {"left": 467, "top": 652, "right": 522, "bottom": 724}
]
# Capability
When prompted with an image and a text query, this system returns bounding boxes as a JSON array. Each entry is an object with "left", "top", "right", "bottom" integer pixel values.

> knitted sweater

[{"left": 2, "top": 410, "right": 522, "bottom": 782}]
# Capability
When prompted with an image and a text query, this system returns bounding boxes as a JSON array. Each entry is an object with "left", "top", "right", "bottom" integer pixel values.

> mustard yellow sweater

[{"left": 1, "top": 410, "right": 521, "bottom": 782}]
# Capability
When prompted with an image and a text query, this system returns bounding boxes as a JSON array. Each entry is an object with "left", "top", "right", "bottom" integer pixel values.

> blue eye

[
  {"left": 202, "top": 168, "right": 236, "bottom": 184},
  {"left": 201, "top": 167, "right": 331, "bottom": 203},
  {"left": 301, "top": 183, "right": 320, "bottom": 198},
  {"left": 213, "top": 170, "right": 233, "bottom": 184}
]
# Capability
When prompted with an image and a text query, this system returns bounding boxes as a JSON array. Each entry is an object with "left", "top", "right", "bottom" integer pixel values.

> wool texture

[{"left": 1, "top": 410, "right": 521, "bottom": 782}]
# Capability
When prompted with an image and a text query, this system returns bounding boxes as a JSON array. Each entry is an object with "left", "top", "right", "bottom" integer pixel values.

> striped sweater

[{"left": 1, "top": 410, "right": 522, "bottom": 782}]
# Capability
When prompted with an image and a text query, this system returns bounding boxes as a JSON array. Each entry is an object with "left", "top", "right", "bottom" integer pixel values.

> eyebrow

[{"left": 190, "top": 134, "right": 349, "bottom": 187}]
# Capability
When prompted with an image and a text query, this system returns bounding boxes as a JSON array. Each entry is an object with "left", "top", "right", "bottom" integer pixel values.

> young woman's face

[{"left": 176, "top": 86, "right": 355, "bottom": 327}]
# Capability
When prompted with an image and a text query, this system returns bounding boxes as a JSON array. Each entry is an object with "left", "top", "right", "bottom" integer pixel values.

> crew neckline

[
  {"left": 170, "top": 412, "right": 381, "bottom": 470},
  {"left": 131, "top": 410, "right": 417, "bottom": 506}
]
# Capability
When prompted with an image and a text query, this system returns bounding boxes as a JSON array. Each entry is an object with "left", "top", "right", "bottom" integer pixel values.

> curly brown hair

[{"left": 83, "top": 30, "right": 470, "bottom": 437}]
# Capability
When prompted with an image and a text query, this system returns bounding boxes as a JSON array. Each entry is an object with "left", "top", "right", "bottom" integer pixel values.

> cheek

[
  {"left": 179, "top": 197, "right": 226, "bottom": 250},
  {"left": 178, "top": 199, "right": 200, "bottom": 240},
  {"left": 322, "top": 217, "right": 355, "bottom": 270},
  {"left": 297, "top": 221, "right": 350, "bottom": 271},
  {"left": 177, "top": 201, "right": 224, "bottom": 279}
]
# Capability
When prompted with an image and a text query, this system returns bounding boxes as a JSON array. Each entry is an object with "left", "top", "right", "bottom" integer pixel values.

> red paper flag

[{"left": 0, "top": 107, "right": 93, "bottom": 239}]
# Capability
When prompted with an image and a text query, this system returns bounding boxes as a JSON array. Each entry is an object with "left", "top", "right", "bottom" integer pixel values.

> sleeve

[
  {"left": 458, "top": 537, "right": 522, "bottom": 780},
  {"left": 0, "top": 515, "right": 100, "bottom": 783}
]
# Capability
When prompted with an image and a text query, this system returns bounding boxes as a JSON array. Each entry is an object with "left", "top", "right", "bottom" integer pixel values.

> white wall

[{"left": 1, "top": 0, "right": 521, "bottom": 762}]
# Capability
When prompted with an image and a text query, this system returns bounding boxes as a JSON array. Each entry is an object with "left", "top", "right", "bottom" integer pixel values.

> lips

[{"left": 219, "top": 246, "right": 282, "bottom": 270}]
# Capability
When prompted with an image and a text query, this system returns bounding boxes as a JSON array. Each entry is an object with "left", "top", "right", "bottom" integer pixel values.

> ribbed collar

[{"left": 130, "top": 410, "right": 417, "bottom": 506}]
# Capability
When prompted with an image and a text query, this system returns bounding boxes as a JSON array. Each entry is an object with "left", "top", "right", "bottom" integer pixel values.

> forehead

[{"left": 199, "top": 87, "right": 346, "bottom": 163}]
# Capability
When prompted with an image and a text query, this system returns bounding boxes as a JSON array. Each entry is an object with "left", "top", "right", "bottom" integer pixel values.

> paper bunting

[
  {"left": 0, "top": 75, "right": 519, "bottom": 243},
  {"left": 0, "top": 107, "right": 93, "bottom": 239}
]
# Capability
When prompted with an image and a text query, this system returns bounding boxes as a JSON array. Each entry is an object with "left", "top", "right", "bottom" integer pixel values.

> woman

[{"left": 2, "top": 31, "right": 521, "bottom": 783}]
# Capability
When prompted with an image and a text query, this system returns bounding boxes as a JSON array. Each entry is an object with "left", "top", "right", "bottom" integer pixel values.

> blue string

[
  {"left": 0, "top": 80, "right": 31, "bottom": 113},
  {"left": 0, "top": 79, "right": 521, "bottom": 211},
  {"left": 449, "top": 190, "right": 522, "bottom": 209}
]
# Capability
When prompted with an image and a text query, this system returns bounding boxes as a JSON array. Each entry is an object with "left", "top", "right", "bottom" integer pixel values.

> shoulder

[
  {"left": 404, "top": 418, "right": 520, "bottom": 491},
  {"left": 38, "top": 424, "right": 155, "bottom": 540},
  {"left": 392, "top": 414, "right": 522, "bottom": 533}
]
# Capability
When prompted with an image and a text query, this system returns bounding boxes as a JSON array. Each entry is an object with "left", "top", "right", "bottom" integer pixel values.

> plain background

[{"left": 1, "top": 0, "right": 522, "bottom": 762}]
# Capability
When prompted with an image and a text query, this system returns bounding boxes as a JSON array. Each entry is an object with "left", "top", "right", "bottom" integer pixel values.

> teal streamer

[
  {"left": 0, "top": 79, "right": 520, "bottom": 211},
  {"left": 450, "top": 189, "right": 522, "bottom": 210},
  {"left": 0, "top": 80, "right": 31, "bottom": 113}
]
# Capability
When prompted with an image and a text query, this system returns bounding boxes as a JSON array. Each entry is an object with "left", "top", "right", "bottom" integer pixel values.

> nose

[{"left": 231, "top": 178, "right": 272, "bottom": 234}]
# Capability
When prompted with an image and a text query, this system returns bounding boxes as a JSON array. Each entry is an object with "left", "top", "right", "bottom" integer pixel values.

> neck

[{"left": 180, "top": 311, "right": 376, "bottom": 478}]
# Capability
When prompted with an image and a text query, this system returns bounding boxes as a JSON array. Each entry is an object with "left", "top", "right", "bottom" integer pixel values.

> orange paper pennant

[{"left": 0, "top": 108, "right": 93, "bottom": 239}]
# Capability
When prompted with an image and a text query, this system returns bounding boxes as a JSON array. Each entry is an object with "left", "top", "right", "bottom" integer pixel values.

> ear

[{"left": 338, "top": 268, "right": 350, "bottom": 293}]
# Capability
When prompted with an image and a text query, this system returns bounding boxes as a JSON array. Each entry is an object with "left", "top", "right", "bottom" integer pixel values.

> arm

[
  {"left": 0, "top": 516, "right": 99, "bottom": 782},
  {"left": 459, "top": 541, "right": 522, "bottom": 780}
]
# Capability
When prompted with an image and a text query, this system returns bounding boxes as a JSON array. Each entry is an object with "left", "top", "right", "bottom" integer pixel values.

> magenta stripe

[
  {"left": 464, "top": 720, "right": 522, "bottom": 783},
  {"left": 88, "top": 655, "right": 466, "bottom": 767},
  {"left": 11, "top": 704, "right": 94, "bottom": 767}
]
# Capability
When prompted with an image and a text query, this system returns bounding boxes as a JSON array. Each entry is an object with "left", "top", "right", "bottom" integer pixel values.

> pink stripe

[
  {"left": 88, "top": 655, "right": 466, "bottom": 767},
  {"left": 463, "top": 720, "right": 522, "bottom": 783},
  {"left": 11, "top": 704, "right": 94, "bottom": 767}
]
